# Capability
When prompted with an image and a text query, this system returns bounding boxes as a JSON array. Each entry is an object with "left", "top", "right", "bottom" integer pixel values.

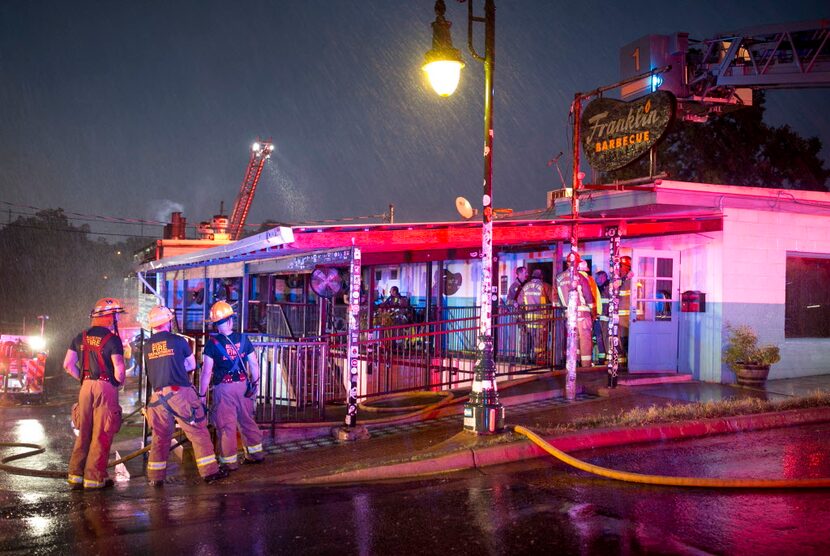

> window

[
  {"left": 635, "top": 256, "right": 674, "bottom": 322},
  {"left": 785, "top": 255, "right": 830, "bottom": 338}
]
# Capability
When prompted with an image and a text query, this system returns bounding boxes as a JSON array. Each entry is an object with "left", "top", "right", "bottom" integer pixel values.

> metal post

[
  {"left": 565, "top": 95, "right": 583, "bottom": 401},
  {"left": 344, "top": 246, "right": 363, "bottom": 427},
  {"left": 241, "top": 264, "right": 249, "bottom": 333},
  {"left": 463, "top": 0, "right": 503, "bottom": 434},
  {"left": 606, "top": 227, "right": 621, "bottom": 387}
]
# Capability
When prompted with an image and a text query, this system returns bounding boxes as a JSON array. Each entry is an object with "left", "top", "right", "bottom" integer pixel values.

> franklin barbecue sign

[{"left": 580, "top": 91, "right": 675, "bottom": 172}]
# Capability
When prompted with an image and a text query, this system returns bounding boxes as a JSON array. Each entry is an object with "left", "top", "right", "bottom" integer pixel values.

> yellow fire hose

[{"left": 513, "top": 425, "right": 830, "bottom": 489}]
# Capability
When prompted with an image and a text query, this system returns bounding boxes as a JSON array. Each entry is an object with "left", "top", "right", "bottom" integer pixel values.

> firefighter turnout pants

[
  {"left": 147, "top": 386, "right": 219, "bottom": 481},
  {"left": 68, "top": 380, "right": 122, "bottom": 489},
  {"left": 576, "top": 312, "right": 594, "bottom": 367},
  {"left": 211, "top": 381, "right": 264, "bottom": 469}
]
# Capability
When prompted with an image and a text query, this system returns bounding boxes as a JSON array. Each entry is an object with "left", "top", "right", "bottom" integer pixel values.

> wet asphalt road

[{"left": 2, "top": 388, "right": 830, "bottom": 555}]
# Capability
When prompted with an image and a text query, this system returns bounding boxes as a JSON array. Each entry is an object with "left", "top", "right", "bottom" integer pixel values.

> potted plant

[{"left": 722, "top": 324, "right": 781, "bottom": 386}]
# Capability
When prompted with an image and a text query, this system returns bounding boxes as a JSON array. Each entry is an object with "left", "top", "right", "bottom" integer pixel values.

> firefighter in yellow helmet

[
  {"left": 556, "top": 253, "right": 597, "bottom": 368},
  {"left": 199, "top": 301, "right": 264, "bottom": 470},
  {"left": 144, "top": 305, "right": 227, "bottom": 486},
  {"left": 63, "top": 298, "right": 127, "bottom": 490}
]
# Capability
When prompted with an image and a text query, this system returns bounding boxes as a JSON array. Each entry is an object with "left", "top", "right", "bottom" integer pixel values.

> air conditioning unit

[{"left": 547, "top": 188, "right": 573, "bottom": 208}]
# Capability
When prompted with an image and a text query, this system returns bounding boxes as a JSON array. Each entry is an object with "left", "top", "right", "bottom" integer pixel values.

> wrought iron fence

[
  {"left": 240, "top": 305, "right": 564, "bottom": 425},
  {"left": 326, "top": 305, "right": 564, "bottom": 399},
  {"left": 249, "top": 337, "right": 332, "bottom": 429}
]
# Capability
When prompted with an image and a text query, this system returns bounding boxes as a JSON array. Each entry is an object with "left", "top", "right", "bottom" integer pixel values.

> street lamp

[{"left": 423, "top": 0, "right": 503, "bottom": 434}]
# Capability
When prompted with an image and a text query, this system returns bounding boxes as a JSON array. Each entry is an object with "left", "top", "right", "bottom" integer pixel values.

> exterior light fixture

[
  {"left": 423, "top": 0, "right": 465, "bottom": 96},
  {"left": 423, "top": 0, "right": 502, "bottom": 435}
]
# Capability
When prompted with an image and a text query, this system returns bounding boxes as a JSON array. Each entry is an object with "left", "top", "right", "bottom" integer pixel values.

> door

[{"left": 628, "top": 249, "right": 679, "bottom": 372}]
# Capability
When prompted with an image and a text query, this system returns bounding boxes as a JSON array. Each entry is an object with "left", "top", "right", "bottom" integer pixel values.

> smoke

[
  {"left": 262, "top": 156, "right": 311, "bottom": 222},
  {"left": 149, "top": 200, "right": 185, "bottom": 222}
]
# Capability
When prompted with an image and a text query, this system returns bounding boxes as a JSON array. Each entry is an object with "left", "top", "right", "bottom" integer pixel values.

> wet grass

[{"left": 554, "top": 390, "right": 830, "bottom": 433}]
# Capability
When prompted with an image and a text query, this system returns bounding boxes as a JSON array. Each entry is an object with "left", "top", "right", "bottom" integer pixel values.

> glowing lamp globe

[{"left": 424, "top": 59, "right": 464, "bottom": 97}]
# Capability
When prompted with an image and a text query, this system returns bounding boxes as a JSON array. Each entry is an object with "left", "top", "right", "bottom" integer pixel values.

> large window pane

[{"left": 785, "top": 255, "right": 830, "bottom": 338}]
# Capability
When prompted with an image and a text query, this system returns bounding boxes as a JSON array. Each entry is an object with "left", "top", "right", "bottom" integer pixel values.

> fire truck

[{"left": 0, "top": 333, "right": 46, "bottom": 401}]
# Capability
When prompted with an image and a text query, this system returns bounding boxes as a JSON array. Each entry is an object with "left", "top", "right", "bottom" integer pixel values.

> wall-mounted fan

[{"left": 310, "top": 267, "right": 343, "bottom": 298}]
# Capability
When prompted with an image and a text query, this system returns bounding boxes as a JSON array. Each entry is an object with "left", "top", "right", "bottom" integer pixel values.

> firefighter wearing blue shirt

[
  {"left": 63, "top": 298, "right": 127, "bottom": 490},
  {"left": 199, "top": 301, "right": 264, "bottom": 470},
  {"left": 144, "top": 305, "right": 226, "bottom": 486}
]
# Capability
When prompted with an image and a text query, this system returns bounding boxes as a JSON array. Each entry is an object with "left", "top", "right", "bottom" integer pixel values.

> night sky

[{"left": 1, "top": 0, "right": 828, "bottom": 238}]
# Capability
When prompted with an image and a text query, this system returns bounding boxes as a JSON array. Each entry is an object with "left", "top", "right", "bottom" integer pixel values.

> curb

[{"left": 295, "top": 406, "right": 830, "bottom": 485}]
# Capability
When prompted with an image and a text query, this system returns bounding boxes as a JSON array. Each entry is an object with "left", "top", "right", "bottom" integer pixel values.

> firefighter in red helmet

[
  {"left": 617, "top": 256, "right": 634, "bottom": 369},
  {"left": 199, "top": 301, "right": 264, "bottom": 471},
  {"left": 63, "top": 298, "right": 127, "bottom": 490},
  {"left": 556, "top": 252, "right": 597, "bottom": 368}
]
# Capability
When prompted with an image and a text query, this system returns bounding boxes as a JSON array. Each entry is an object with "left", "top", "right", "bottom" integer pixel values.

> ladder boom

[{"left": 228, "top": 140, "right": 273, "bottom": 240}]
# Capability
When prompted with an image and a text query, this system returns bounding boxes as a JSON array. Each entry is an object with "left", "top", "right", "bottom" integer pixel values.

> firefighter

[
  {"left": 506, "top": 266, "right": 529, "bottom": 308},
  {"left": 578, "top": 259, "right": 601, "bottom": 365},
  {"left": 556, "top": 253, "right": 597, "bottom": 368},
  {"left": 503, "top": 266, "right": 529, "bottom": 360},
  {"left": 617, "top": 255, "right": 634, "bottom": 370},
  {"left": 519, "top": 268, "right": 552, "bottom": 363},
  {"left": 144, "top": 305, "right": 227, "bottom": 486},
  {"left": 63, "top": 298, "right": 127, "bottom": 490},
  {"left": 593, "top": 270, "right": 610, "bottom": 364},
  {"left": 199, "top": 301, "right": 264, "bottom": 470}
]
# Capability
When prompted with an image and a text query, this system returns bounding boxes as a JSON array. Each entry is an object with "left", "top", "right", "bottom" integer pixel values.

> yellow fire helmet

[
  {"left": 148, "top": 305, "right": 175, "bottom": 329},
  {"left": 209, "top": 301, "right": 235, "bottom": 324},
  {"left": 90, "top": 297, "right": 126, "bottom": 318}
]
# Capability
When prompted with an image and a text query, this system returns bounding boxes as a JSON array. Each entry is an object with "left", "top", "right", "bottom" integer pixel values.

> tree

[
  {"left": 607, "top": 92, "right": 830, "bottom": 190},
  {"left": 0, "top": 209, "right": 136, "bottom": 376}
]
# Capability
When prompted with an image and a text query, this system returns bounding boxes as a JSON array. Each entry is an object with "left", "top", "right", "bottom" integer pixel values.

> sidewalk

[{"left": 119, "top": 370, "right": 830, "bottom": 487}]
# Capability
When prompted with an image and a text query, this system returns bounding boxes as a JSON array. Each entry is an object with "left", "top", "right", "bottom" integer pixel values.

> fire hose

[
  {"left": 0, "top": 429, "right": 187, "bottom": 480},
  {"left": 513, "top": 425, "right": 830, "bottom": 489}
]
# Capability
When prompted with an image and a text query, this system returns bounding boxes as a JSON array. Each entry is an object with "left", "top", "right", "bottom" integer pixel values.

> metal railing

[
  {"left": 326, "top": 305, "right": 564, "bottom": 400},
  {"left": 196, "top": 305, "right": 565, "bottom": 426},
  {"left": 249, "top": 336, "right": 333, "bottom": 429}
]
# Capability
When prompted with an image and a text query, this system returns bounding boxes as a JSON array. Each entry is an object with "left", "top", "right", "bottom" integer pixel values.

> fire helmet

[
  {"left": 90, "top": 297, "right": 125, "bottom": 318},
  {"left": 577, "top": 260, "right": 589, "bottom": 272},
  {"left": 566, "top": 251, "right": 581, "bottom": 265},
  {"left": 620, "top": 256, "right": 632, "bottom": 272},
  {"left": 209, "top": 301, "right": 235, "bottom": 324},
  {"left": 148, "top": 305, "right": 175, "bottom": 329}
]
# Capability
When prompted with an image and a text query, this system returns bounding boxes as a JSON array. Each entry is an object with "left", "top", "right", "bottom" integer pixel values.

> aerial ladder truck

[
  {"left": 227, "top": 140, "right": 275, "bottom": 240},
  {"left": 620, "top": 18, "right": 830, "bottom": 120}
]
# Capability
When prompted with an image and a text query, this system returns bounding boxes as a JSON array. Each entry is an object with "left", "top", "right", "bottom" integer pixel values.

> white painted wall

[{"left": 723, "top": 207, "right": 830, "bottom": 380}]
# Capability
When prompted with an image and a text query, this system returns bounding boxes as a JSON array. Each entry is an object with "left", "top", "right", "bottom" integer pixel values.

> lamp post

[{"left": 423, "top": 0, "right": 503, "bottom": 434}]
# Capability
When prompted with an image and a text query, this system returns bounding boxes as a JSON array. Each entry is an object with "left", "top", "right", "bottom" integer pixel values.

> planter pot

[{"left": 734, "top": 364, "right": 770, "bottom": 387}]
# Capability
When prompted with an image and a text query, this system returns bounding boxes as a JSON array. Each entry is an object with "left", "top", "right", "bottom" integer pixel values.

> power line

[
  {"left": 0, "top": 221, "right": 158, "bottom": 239},
  {"left": 3, "top": 208, "right": 166, "bottom": 229},
  {"left": 0, "top": 200, "right": 167, "bottom": 226}
]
